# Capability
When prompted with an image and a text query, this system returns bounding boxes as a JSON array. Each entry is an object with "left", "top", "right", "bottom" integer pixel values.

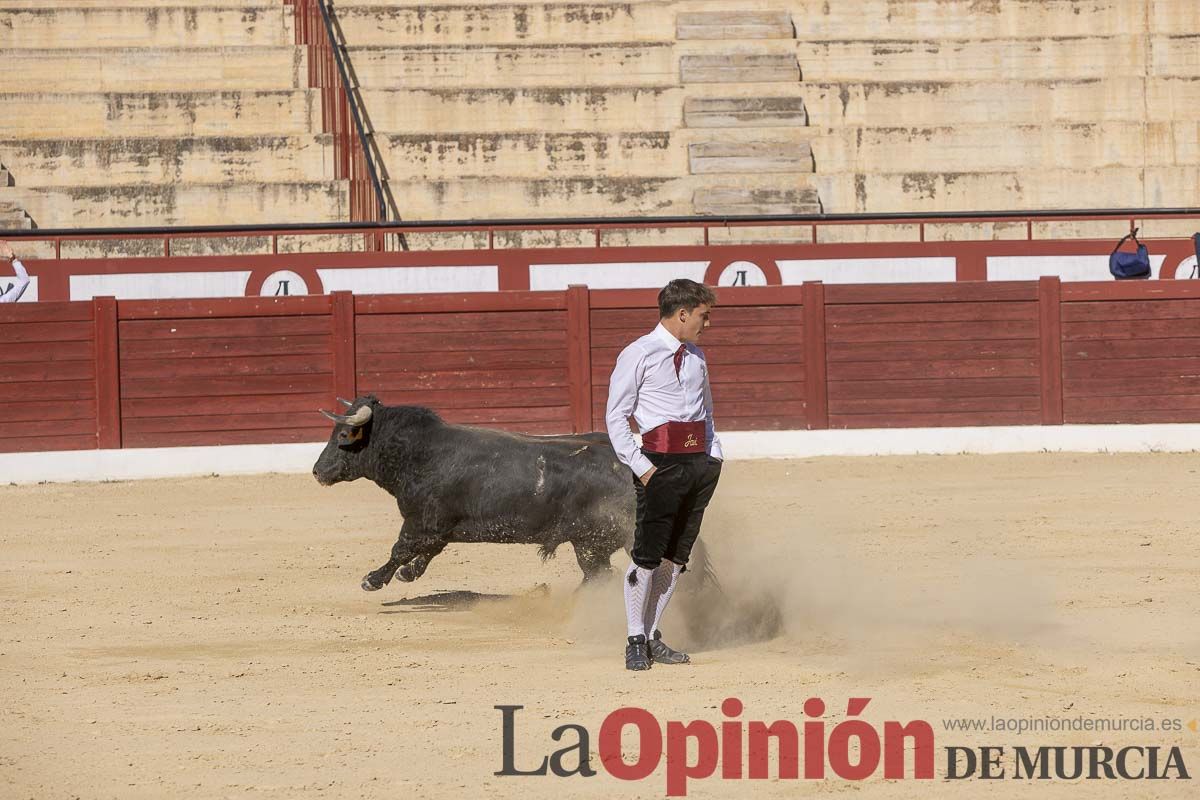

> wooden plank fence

[{"left": 4, "top": 280, "right": 1200, "bottom": 453}]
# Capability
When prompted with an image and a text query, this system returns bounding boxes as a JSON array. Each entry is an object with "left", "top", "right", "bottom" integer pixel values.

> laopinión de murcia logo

[{"left": 495, "top": 699, "right": 1191, "bottom": 796}]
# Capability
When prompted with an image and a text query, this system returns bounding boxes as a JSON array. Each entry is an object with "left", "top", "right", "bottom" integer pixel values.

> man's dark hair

[{"left": 658, "top": 278, "right": 717, "bottom": 318}]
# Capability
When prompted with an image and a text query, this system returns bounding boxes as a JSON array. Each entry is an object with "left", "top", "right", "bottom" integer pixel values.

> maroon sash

[{"left": 641, "top": 421, "right": 706, "bottom": 454}]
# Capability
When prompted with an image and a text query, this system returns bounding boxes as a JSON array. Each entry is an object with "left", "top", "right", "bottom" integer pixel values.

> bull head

[{"left": 313, "top": 399, "right": 376, "bottom": 485}]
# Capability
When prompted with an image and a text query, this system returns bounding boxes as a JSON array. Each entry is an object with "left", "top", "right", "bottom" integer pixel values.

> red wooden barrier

[
  {"left": 1061, "top": 281, "right": 1200, "bottom": 424},
  {"left": 352, "top": 291, "right": 570, "bottom": 432},
  {"left": 6, "top": 282, "right": 1200, "bottom": 454},
  {"left": 589, "top": 288, "right": 807, "bottom": 432},
  {"left": 116, "top": 296, "right": 336, "bottom": 447},
  {"left": 0, "top": 301, "right": 98, "bottom": 453},
  {"left": 823, "top": 282, "right": 1041, "bottom": 428}
]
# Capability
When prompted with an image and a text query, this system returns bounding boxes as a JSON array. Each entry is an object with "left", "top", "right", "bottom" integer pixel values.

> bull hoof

[
  {"left": 361, "top": 573, "right": 387, "bottom": 592},
  {"left": 396, "top": 563, "right": 418, "bottom": 582}
]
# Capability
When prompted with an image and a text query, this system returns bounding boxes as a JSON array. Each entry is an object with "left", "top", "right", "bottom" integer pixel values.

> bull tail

[{"left": 537, "top": 543, "right": 557, "bottom": 562}]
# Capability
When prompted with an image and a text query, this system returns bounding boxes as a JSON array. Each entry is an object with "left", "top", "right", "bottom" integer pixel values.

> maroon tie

[{"left": 673, "top": 344, "right": 685, "bottom": 379}]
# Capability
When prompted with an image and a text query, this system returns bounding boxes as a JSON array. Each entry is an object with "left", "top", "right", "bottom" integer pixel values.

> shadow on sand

[{"left": 379, "top": 590, "right": 513, "bottom": 613}]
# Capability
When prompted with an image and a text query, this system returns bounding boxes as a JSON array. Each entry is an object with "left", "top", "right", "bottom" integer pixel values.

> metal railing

[
  {"left": 286, "top": 0, "right": 388, "bottom": 242},
  {"left": 4, "top": 208, "right": 1200, "bottom": 258}
]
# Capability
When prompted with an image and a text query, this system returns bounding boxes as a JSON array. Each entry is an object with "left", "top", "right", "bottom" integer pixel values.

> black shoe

[
  {"left": 649, "top": 630, "right": 690, "bottom": 664},
  {"left": 625, "top": 635, "right": 652, "bottom": 671}
]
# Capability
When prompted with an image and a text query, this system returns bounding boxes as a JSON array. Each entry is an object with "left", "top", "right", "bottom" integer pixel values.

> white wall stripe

[{"left": 2, "top": 424, "right": 1199, "bottom": 485}]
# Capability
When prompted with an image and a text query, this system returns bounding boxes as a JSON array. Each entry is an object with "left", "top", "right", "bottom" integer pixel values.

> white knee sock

[
  {"left": 623, "top": 563, "right": 656, "bottom": 638},
  {"left": 643, "top": 561, "right": 684, "bottom": 637}
]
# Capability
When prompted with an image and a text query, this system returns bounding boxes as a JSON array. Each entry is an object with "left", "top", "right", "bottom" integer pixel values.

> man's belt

[{"left": 641, "top": 421, "right": 706, "bottom": 454}]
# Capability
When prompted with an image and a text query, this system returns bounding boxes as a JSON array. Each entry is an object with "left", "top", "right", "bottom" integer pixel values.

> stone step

[
  {"left": 0, "top": 47, "right": 306, "bottom": 92},
  {"left": 0, "top": 217, "right": 34, "bottom": 231},
  {"left": 809, "top": 122, "right": 1188, "bottom": 175},
  {"left": 6, "top": 182, "right": 348, "bottom": 227},
  {"left": 680, "top": 75, "right": 1200, "bottom": 126},
  {"left": 347, "top": 42, "right": 676, "bottom": 88},
  {"left": 0, "top": 5, "right": 292, "bottom": 48},
  {"left": 0, "top": 0, "right": 282, "bottom": 6},
  {"left": 1153, "top": 6, "right": 1200, "bottom": 37},
  {"left": 376, "top": 131, "right": 688, "bottom": 180},
  {"left": 360, "top": 86, "right": 684, "bottom": 132},
  {"left": 355, "top": 78, "right": 1200, "bottom": 132},
  {"left": 676, "top": 11, "right": 793, "bottom": 40},
  {"left": 379, "top": 173, "right": 819, "bottom": 218},
  {"left": 680, "top": 52, "right": 799, "bottom": 83},
  {"left": 334, "top": 2, "right": 674, "bottom": 46},
  {"left": 785, "top": 0, "right": 1188, "bottom": 40},
  {"left": 0, "top": 135, "right": 336, "bottom": 186},
  {"left": 0, "top": 201, "right": 34, "bottom": 230},
  {"left": 376, "top": 127, "right": 816, "bottom": 179},
  {"left": 1149, "top": 76, "right": 1200, "bottom": 123},
  {"left": 795, "top": 36, "right": 1150, "bottom": 83},
  {"left": 0, "top": 90, "right": 320, "bottom": 139},
  {"left": 796, "top": 78, "right": 1155, "bottom": 127},
  {"left": 693, "top": 185, "right": 820, "bottom": 214},
  {"left": 684, "top": 95, "right": 806, "bottom": 127},
  {"left": 333, "top": 0, "right": 666, "bottom": 4},
  {"left": 688, "top": 138, "right": 812, "bottom": 174},
  {"left": 1155, "top": 34, "right": 1200, "bottom": 78},
  {"left": 815, "top": 166, "right": 1200, "bottom": 214}
]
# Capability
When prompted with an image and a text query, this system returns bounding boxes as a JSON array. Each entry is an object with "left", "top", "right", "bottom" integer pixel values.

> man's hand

[
  {"left": 0, "top": 240, "right": 13, "bottom": 261},
  {"left": 638, "top": 466, "right": 657, "bottom": 486}
]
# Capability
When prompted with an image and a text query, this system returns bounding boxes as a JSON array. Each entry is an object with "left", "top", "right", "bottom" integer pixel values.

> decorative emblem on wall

[
  {"left": 703, "top": 259, "right": 782, "bottom": 286},
  {"left": 244, "top": 267, "right": 323, "bottom": 297}
]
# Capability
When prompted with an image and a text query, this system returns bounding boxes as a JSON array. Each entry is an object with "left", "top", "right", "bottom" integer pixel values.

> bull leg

[
  {"left": 396, "top": 541, "right": 448, "bottom": 583},
  {"left": 362, "top": 521, "right": 432, "bottom": 591},
  {"left": 573, "top": 539, "right": 617, "bottom": 583}
]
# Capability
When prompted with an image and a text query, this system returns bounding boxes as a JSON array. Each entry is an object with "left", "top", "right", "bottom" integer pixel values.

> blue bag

[{"left": 1109, "top": 228, "right": 1151, "bottom": 280}]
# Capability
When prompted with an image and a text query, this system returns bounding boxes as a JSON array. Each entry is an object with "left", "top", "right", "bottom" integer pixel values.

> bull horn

[
  {"left": 320, "top": 405, "right": 373, "bottom": 427},
  {"left": 337, "top": 397, "right": 354, "bottom": 408}
]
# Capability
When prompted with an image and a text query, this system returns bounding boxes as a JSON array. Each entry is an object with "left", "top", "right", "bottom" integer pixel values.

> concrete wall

[
  {"left": 785, "top": 0, "right": 1200, "bottom": 212},
  {"left": 2, "top": 1, "right": 1198, "bottom": 228},
  {"left": 0, "top": 3, "right": 346, "bottom": 230},
  {"left": 339, "top": 0, "right": 1200, "bottom": 220}
]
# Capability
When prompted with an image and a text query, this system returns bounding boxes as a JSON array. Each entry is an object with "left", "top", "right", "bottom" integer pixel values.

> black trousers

[{"left": 630, "top": 450, "right": 722, "bottom": 570}]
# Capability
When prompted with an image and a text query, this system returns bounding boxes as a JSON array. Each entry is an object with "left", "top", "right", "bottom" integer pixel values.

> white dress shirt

[
  {"left": 0, "top": 259, "right": 29, "bottom": 303},
  {"left": 605, "top": 322, "right": 723, "bottom": 477}
]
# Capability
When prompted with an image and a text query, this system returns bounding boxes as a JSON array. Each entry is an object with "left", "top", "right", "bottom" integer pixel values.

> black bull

[{"left": 312, "top": 396, "right": 717, "bottom": 591}]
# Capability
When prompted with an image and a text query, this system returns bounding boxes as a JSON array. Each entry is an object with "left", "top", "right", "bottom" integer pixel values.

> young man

[
  {"left": 605, "top": 278, "right": 723, "bottom": 671},
  {"left": 0, "top": 240, "right": 30, "bottom": 303}
]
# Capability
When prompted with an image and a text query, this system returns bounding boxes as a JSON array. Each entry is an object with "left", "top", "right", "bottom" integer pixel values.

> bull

[{"left": 312, "top": 395, "right": 639, "bottom": 590}]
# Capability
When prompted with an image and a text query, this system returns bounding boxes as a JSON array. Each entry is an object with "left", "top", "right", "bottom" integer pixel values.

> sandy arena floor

[{"left": 2, "top": 453, "right": 1199, "bottom": 799}]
